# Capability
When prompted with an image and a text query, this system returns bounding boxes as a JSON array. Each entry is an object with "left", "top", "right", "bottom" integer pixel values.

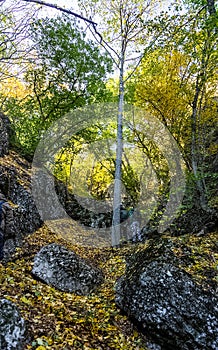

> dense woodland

[
  {"left": 0, "top": 0, "right": 217, "bottom": 214},
  {"left": 0, "top": 0, "right": 217, "bottom": 227},
  {"left": 0, "top": 0, "right": 217, "bottom": 349}
]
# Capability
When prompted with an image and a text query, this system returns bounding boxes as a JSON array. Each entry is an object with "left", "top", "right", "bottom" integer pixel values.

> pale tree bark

[
  {"left": 77, "top": 0, "right": 156, "bottom": 246},
  {"left": 111, "top": 50, "right": 125, "bottom": 247}
]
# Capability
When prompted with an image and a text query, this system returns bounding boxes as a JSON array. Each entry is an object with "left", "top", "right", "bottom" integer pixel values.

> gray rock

[
  {"left": 0, "top": 152, "right": 42, "bottom": 260},
  {"left": 0, "top": 112, "right": 42, "bottom": 241},
  {"left": 32, "top": 243, "right": 104, "bottom": 295},
  {"left": 2, "top": 239, "right": 17, "bottom": 262},
  {"left": 0, "top": 112, "right": 9, "bottom": 157},
  {"left": 0, "top": 299, "right": 26, "bottom": 350},
  {"left": 11, "top": 184, "right": 42, "bottom": 235},
  {"left": 115, "top": 238, "right": 218, "bottom": 350}
]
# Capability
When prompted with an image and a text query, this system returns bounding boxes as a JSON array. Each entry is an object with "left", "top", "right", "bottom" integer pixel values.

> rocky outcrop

[
  {"left": 0, "top": 112, "right": 10, "bottom": 157},
  {"left": 168, "top": 205, "right": 218, "bottom": 236},
  {"left": 115, "top": 237, "right": 218, "bottom": 350},
  {"left": 0, "top": 299, "right": 26, "bottom": 350},
  {"left": 0, "top": 112, "right": 40, "bottom": 258},
  {"left": 0, "top": 112, "right": 42, "bottom": 253},
  {"left": 32, "top": 243, "right": 104, "bottom": 295},
  {"left": 0, "top": 152, "right": 42, "bottom": 259}
]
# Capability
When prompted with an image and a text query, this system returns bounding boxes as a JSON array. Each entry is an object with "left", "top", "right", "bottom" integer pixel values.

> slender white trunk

[{"left": 111, "top": 54, "right": 125, "bottom": 247}]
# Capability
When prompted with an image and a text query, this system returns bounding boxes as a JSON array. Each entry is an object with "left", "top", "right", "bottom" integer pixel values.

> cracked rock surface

[
  {"left": 32, "top": 243, "right": 104, "bottom": 295},
  {"left": 115, "top": 238, "right": 218, "bottom": 350}
]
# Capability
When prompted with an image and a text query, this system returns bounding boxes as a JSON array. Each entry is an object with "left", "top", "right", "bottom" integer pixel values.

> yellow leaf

[
  {"left": 78, "top": 318, "right": 85, "bottom": 323},
  {"left": 20, "top": 296, "right": 31, "bottom": 305},
  {"left": 133, "top": 330, "right": 139, "bottom": 337}
]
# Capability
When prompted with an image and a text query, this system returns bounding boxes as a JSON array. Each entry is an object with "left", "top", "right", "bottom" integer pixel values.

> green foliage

[
  {"left": 87, "top": 159, "right": 114, "bottom": 200},
  {"left": 28, "top": 15, "right": 113, "bottom": 114},
  {"left": 1, "top": 14, "right": 113, "bottom": 157},
  {"left": 0, "top": 0, "right": 217, "bottom": 219},
  {"left": 52, "top": 122, "right": 115, "bottom": 192},
  {"left": 0, "top": 7, "right": 16, "bottom": 77},
  {"left": 130, "top": 0, "right": 218, "bottom": 210},
  {"left": 86, "top": 157, "right": 140, "bottom": 205},
  {"left": 53, "top": 121, "right": 141, "bottom": 207}
]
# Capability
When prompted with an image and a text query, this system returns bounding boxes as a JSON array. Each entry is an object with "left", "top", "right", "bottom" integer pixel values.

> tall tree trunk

[
  {"left": 111, "top": 54, "right": 125, "bottom": 247},
  {"left": 191, "top": 79, "right": 208, "bottom": 210},
  {"left": 190, "top": 4, "right": 216, "bottom": 212}
]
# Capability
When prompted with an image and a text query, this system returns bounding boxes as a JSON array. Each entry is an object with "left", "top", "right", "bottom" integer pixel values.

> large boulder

[
  {"left": 32, "top": 243, "right": 104, "bottom": 295},
  {"left": 33, "top": 168, "right": 112, "bottom": 227},
  {"left": 0, "top": 112, "right": 10, "bottom": 157},
  {"left": 115, "top": 237, "right": 218, "bottom": 350},
  {"left": 0, "top": 299, "right": 26, "bottom": 350},
  {"left": 0, "top": 113, "right": 42, "bottom": 245},
  {"left": 0, "top": 152, "right": 42, "bottom": 258}
]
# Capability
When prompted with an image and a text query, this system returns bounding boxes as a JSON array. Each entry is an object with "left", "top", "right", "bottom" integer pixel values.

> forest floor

[{"left": 0, "top": 224, "right": 217, "bottom": 350}]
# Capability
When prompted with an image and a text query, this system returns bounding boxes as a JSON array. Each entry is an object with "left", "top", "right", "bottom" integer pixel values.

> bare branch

[
  {"left": 21, "top": 0, "right": 98, "bottom": 26},
  {"left": 89, "top": 25, "right": 120, "bottom": 68}
]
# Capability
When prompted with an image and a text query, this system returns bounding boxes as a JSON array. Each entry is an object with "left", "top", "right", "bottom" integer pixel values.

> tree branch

[{"left": 21, "top": 0, "right": 98, "bottom": 26}]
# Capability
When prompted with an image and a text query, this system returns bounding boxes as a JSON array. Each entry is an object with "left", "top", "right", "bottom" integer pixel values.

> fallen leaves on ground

[
  {"left": 1, "top": 224, "right": 217, "bottom": 349},
  {"left": 171, "top": 231, "right": 218, "bottom": 290},
  {"left": 0, "top": 224, "right": 148, "bottom": 350}
]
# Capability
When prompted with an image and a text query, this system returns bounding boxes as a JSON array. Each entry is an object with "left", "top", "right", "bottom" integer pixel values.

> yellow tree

[
  {"left": 133, "top": 40, "right": 217, "bottom": 211},
  {"left": 134, "top": 50, "right": 193, "bottom": 156}
]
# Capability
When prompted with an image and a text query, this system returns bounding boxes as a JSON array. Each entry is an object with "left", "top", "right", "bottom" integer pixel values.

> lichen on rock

[
  {"left": 32, "top": 243, "right": 104, "bottom": 295},
  {"left": 0, "top": 298, "right": 26, "bottom": 350},
  {"left": 115, "top": 235, "right": 218, "bottom": 350}
]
